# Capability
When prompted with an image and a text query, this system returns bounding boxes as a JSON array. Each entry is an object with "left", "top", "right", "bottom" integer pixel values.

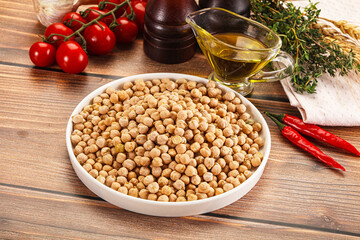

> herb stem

[{"left": 250, "top": 0, "right": 358, "bottom": 93}]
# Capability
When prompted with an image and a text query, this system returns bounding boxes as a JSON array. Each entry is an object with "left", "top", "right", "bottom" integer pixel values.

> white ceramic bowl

[{"left": 66, "top": 73, "right": 271, "bottom": 217}]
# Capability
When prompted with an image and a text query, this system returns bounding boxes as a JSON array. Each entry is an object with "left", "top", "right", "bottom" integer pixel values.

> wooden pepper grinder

[{"left": 143, "top": 0, "right": 199, "bottom": 64}]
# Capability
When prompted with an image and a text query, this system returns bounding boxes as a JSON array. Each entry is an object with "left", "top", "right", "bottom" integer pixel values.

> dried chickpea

[
  {"left": 253, "top": 122, "right": 262, "bottom": 132},
  {"left": 248, "top": 147, "right": 258, "bottom": 155},
  {"left": 183, "top": 130, "right": 194, "bottom": 141},
  {"left": 176, "top": 196, "right": 186, "bottom": 202},
  {"left": 71, "top": 135, "right": 82, "bottom": 145},
  {"left": 147, "top": 182, "right": 159, "bottom": 193},
  {"left": 118, "top": 186, "right": 128, "bottom": 195},
  {"left": 147, "top": 193, "right": 157, "bottom": 201},
  {"left": 128, "top": 188, "right": 139, "bottom": 197},
  {"left": 187, "top": 194, "right": 198, "bottom": 201},
  {"left": 244, "top": 170, "right": 253, "bottom": 179},
  {"left": 170, "top": 170, "right": 181, "bottom": 181},
  {"left": 157, "top": 134, "right": 168, "bottom": 145},
  {"left": 72, "top": 77, "right": 266, "bottom": 202},
  {"left": 196, "top": 193, "right": 208, "bottom": 200},
  {"left": 111, "top": 181, "right": 120, "bottom": 191},
  {"left": 73, "top": 145, "right": 83, "bottom": 156},
  {"left": 96, "top": 176, "right": 106, "bottom": 184},
  {"left": 175, "top": 144, "right": 187, "bottom": 154},
  {"left": 151, "top": 166, "right": 162, "bottom": 178},
  {"left": 173, "top": 179, "right": 185, "bottom": 190},
  {"left": 123, "top": 159, "right": 136, "bottom": 170},
  {"left": 171, "top": 135, "right": 182, "bottom": 145},
  {"left": 215, "top": 188, "right": 224, "bottom": 195},
  {"left": 217, "top": 172, "right": 227, "bottom": 181},
  {"left": 238, "top": 164, "right": 248, "bottom": 173},
  {"left": 190, "top": 142, "right": 201, "bottom": 153},
  {"left": 254, "top": 137, "right": 264, "bottom": 147},
  {"left": 200, "top": 147, "right": 211, "bottom": 158},
  {"left": 168, "top": 194, "right": 177, "bottom": 202},
  {"left": 191, "top": 175, "right": 201, "bottom": 185},
  {"left": 229, "top": 161, "right": 240, "bottom": 170},
  {"left": 223, "top": 183, "right": 234, "bottom": 192},
  {"left": 157, "top": 195, "right": 169, "bottom": 202},
  {"left": 197, "top": 164, "right": 207, "bottom": 176},
  {"left": 102, "top": 154, "right": 113, "bottom": 165},
  {"left": 203, "top": 172, "right": 214, "bottom": 182},
  {"left": 89, "top": 169, "right": 99, "bottom": 178},
  {"left": 185, "top": 165, "right": 197, "bottom": 177},
  {"left": 228, "top": 169, "right": 239, "bottom": 178},
  {"left": 244, "top": 160, "right": 252, "bottom": 170},
  {"left": 139, "top": 189, "right": 149, "bottom": 199},
  {"left": 180, "top": 175, "right": 189, "bottom": 185},
  {"left": 76, "top": 153, "right": 88, "bottom": 164},
  {"left": 211, "top": 163, "right": 222, "bottom": 175},
  {"left": 105, "top": 175, "right": 116, "bottom": 187}
]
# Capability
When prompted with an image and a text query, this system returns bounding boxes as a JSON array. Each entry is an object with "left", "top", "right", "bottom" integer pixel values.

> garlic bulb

[{"left": 32, "top": 0, "right": 76, "bottom": 27}]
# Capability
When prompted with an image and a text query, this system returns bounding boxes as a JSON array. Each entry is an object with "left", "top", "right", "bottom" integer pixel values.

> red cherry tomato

[
  {"left": 44, "top": 23, "right": 75, "bottom": 48},
  {"left": 62, "top": 12, "right": 87, "bottom": 32},
  {"left": 29, "top": 42, "right": 56, "bottom": 67},
  {"left": 126, "top": 1, "right": 146, "bottom": 32},
  {"left": 82, "top": 7, "right": 115, "bottom": 26},
  {"left": 98, "top": 0, "right": 126, "bottom": 18},
  {"left": 56, "top": 41, "right": 88, "bottom": 74},
  {"left": 84, "top": 22, "right": 116, "bottom": 55},
  {"left": 113, "top": 17, "right": 138, "bottom": 44}
]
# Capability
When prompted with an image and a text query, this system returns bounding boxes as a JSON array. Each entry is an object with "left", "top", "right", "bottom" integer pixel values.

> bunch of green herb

[{"left": 250, "top": 0, "right": 359, "bottom": 93}]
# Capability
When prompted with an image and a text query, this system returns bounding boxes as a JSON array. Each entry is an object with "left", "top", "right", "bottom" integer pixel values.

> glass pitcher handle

[{"left": 249, "top": 51, "right": 294, "bottom": 83}]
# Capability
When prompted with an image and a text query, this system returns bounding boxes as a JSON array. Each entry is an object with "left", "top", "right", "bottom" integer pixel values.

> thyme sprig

[{"left": 251, "top": 0, "right": 359, "bottom": 93}]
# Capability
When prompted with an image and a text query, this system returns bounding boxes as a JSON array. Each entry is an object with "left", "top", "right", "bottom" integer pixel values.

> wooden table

[{"left": 1, "top": 1, "right": 360, "bottom": 239}]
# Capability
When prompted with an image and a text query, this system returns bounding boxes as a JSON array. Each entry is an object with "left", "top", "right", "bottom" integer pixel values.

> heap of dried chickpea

[{"left": 71, "top": 78, "right": 264, "bottom": 202}]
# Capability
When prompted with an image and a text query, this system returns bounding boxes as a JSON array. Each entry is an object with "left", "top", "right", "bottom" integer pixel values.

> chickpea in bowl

[{"left": 66, "top": 73, "right": 271, "bottom": 216}]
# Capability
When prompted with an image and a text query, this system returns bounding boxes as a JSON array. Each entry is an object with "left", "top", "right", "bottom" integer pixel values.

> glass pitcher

[{"left": 186, "top": 8, "right": 294, "bottom": 96}]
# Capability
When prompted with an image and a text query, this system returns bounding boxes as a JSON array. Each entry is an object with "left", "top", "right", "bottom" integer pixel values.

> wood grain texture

[
  {"left": 1, "top": 185, "right": 358, "bottom": 240},
  {"left": 1, "top": 0, "right": 360, "bottom": 239},
  {"left": 0, "top": 64, "right": 359, "bottom": 238},
  {"left": 0, "top": 0, "right": 289, "bottom": 102}
]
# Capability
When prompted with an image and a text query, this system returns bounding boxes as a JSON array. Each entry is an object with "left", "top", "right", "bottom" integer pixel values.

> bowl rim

[{"left": 66, "top": 72, "right": 271, "bottom": 207}]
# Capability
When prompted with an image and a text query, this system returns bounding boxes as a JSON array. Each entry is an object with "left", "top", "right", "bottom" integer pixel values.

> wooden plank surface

[
  {"left": 1, "top": 64, "right": 360, "bottom": 239},
  {"left": 1, "top": 184, "right": 358, "bottom": 240},
  {"left": 1, "top": 0, "right": 360, "bottom": 239}
]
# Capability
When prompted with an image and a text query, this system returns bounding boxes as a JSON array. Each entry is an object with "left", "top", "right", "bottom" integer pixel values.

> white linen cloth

[{"left": 280, "top": 0, "right": 360, "bottom": 126}]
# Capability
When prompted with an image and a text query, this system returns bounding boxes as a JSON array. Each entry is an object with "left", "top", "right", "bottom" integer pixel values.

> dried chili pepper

[
  {"left": 265, "top": 112, "right": 346, "bottom": 171},
  {"left": 266, "top": 112, "right": 360, "bottom": 156}
]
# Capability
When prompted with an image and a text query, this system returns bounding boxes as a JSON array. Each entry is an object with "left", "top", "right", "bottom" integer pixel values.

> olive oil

[{"left": 200, "top": 33, "right": 270, "bottom": 83}]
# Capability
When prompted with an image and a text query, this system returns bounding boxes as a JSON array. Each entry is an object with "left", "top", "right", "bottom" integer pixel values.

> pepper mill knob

[{"left": 143, "top": 0, "right": 199, "bottom": 64}]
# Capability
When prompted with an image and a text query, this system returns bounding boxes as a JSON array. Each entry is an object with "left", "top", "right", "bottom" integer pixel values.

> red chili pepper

[
  {"left": 265, "top": 112, "right": 345, "bottom": 171},
  {"left": 266, "top": 112, "right": 360, "bottom": 156}
]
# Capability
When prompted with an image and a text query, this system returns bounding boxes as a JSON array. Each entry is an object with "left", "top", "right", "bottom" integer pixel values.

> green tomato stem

[{"left": 45, "top": 0, "right": 133, "bottom": 50}]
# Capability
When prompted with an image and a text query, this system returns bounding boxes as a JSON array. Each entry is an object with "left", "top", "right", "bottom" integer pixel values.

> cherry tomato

[
  {"left": 62, "top": 12, "right": 87, "bottom": 32},
  {"left": 126, "top": 1, "right": 146, "bottom": 32},
  {"left": 29, "top": 42, "right": 56, "bottom": 67},
  {"left": 98, "top": 0, "right": 126, "bottom": 18},
  {"left": 56, "top": 41, "right": 88, "bottom": 74},
  {"left": 113, "top": 17, "right": 138, "bottom": 44},
  {"left": 44, "top": 23, "right": 75, "bottom": 48},
  {"left": 82, "top": 7, "right": 115, "bottom": 26},
  {"left": 84, "top": 22, "right": 116, "bottom": 55}
]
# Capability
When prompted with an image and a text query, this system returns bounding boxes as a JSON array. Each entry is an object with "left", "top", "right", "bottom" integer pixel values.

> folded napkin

[
  {"left": 281, "top": 72, "right": 360, "bottom": 126},
  {"left": 280, "top": 0, "right": 360, "bottom": 126}
]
